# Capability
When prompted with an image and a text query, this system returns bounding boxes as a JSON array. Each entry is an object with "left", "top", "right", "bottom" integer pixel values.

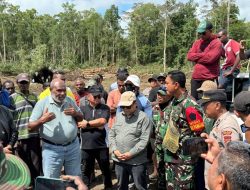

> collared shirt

[
  {"left": 109, "top": 82, "right": 118, "bottom": 92},
  {"left": 109, "top": 110, "right": 152, "bottom": 165},
  {"left": 155, "top": 91, "right": 204, "bottom": 164},
  {"left": 80, "top": 102, "right": 110, "bottom": 149},
  {"left": 209, "top": 111, "right": 242, "bottom": 147},
  {"left": 38, "top": 87, "right": 75, "bottom": 101},
  {"left": 30, "top": 96, "right": 80, "bottom": 144},
  {"left": 222, "top": 39, "right": 240, "bottom": 69},
  {"left": 10, "top": 91, "right": 38, "bottom": 139},
  {"left": 107, "top": 89, "right": 122, "bottom": 128}
]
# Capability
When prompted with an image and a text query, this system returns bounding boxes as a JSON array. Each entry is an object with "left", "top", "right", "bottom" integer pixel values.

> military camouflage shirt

[{"left": 155, "top": 91, "right": 204, "bottom": 164}]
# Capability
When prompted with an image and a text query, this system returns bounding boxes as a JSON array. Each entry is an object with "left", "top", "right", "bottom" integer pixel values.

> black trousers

[
  {"left": 115, "top": 162, "right": 147, "bottom": 190},
  {"left": 17, "top": 136, "right": 42, "bottom": 185},
  {"left": 191, "top": 79, "right": 204, "bottom": 100},
  {"left": 81, "top": 148, "right": 112, "bottom": 188}
]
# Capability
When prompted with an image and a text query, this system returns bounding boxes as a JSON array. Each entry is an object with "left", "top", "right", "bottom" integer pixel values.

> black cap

[
  {"left": 157, "top": 73, "right": 166, "bottom": 80},
  {"left": 117, "top": 67, "right": 128, "bottom": 75},
  {"left": 157, "top": 86, "right": 167, "bottom": 96},
  {"left": 234, "top": 91, "right": 250, "bottom": 112},
  {"left": 88, "top": 85, "right": 102, "bottom": 96},
  {"left": 199, "top": 89, "right": 227, "bottom": 105},
  {"left": 148, "top": 74, "right": 158, "bottom": 82}
]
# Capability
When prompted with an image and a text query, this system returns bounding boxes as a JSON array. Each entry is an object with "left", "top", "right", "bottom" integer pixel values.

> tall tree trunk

[
  {"left": 112, "top": 39, "right": 115, "bottom": 64},
  {"left": 2, "top": 22, "right": 6, "bottom": 64},
  {"left": 134, "top": 34, "right": 138, "bottom": 65},
  {"left": 88, "top": 34, "right": 91, "bottom": 63},
  {"left": 163, "top": 23, "right": 167, "bottom": 72}
]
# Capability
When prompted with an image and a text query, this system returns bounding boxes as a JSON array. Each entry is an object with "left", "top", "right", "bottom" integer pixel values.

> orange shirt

[{"left": 107, "top": 89, "right": 121, "bottom": 128}]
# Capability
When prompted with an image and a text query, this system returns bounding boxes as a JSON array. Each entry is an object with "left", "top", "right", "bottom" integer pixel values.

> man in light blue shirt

[
  {"left": 28, "top": 79, "right": 83, "bottom": 178},
  {"left": 117, "top": 75, "right": 152, "bottom": 119}
]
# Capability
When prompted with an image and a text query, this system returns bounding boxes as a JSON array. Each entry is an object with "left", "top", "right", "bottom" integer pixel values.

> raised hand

[
  {"left": 200, "top": 133, "right": 221, "bottom": 164},
  {"left": 64, "top": 104, "right": 77, "bottom": 117},
  {"left": 39, "top": 107, "right": 56, "bottom": 124}
]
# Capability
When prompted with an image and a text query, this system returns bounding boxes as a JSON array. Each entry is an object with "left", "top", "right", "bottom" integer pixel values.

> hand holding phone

[
  {"left": 183, "top": 137, "right": 208, "bottom": 157},
  {"left": 36, "top": 176, "right": 78, "bottom": 190}
]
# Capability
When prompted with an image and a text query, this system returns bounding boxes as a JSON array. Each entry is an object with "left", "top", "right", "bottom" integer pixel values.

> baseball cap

[
  {"left": 197, "top": 20, "right": 213, "bottom": 33},
  {"left": 157, "top": 86, "right": 167, "bottom": 96},
  {"left": 125, "top": 75, "right": 140, "bottom": 87},
  {"left": 157, "top": 73, "right": 166, "bottom": 80},
  {"left": 0, "top": 144, "right": 31, "bottom": 189},
  {"left": 119, "top": 91, "right": 136, "bottom": 107},
  {"left": 197, "top": 80, "right": 217, "bottom": 91},
  {"left": 16, "top": 73, "right": 30, "bottom": 83},
  {"left": 88, "top": 85, "right": 102, "bottom": 96},
  {"left": 148, "top": 74, "right": 158, "bottom": 82},
  {"left": 234, "top": 91, "right": 250, "bottom": 112},
  {"left": 199, "top": 89, "right": 227, "bottom": 105}
]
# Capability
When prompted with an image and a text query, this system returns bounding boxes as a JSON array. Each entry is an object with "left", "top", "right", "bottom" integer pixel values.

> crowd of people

[{"left": 0, "top": 19, "right": 250, "bottom": 190}]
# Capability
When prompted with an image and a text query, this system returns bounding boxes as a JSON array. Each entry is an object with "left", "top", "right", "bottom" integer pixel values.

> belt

[{"left": 42, "top": 137, "right": 77, "bottom": 146}]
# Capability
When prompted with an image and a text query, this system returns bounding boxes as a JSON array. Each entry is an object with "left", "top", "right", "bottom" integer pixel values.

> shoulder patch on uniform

[{"left": 185, "top": 106, "right": 205, "bottom": 132}]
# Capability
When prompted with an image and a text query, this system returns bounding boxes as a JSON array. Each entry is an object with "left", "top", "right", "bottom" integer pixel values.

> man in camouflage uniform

[{"left": 155, "top": 70, "right": 205, "bottom": 189}]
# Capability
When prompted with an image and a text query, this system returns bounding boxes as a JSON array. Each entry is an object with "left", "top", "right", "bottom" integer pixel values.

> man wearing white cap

[
  {"left": 117, "top": 74, "right": 152, "bottom": 119},
  {"left": 109, "top": 91, "right": 152, "bottom": 190}
]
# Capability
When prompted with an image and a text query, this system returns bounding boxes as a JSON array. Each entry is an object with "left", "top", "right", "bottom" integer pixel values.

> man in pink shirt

[
  {"left": 107, "top": 73, "right": 127, "bottom": 128},
  {"left": 217, "top": 29, "right": 241, "bottom": 89},
  {"left": 187, "top": 20, "right": 222, "bottom": 100}
]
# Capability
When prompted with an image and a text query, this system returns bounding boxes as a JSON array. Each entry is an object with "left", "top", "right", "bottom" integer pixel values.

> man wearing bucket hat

[
  {"left": 0, "top": 143, "right": 31, "bottom": 190},
  {"left": 109, "top": 91, "right": 152, "bottom": 190},
  {"left": 187, "top": 20, "right": 222, "bottom": 100}
]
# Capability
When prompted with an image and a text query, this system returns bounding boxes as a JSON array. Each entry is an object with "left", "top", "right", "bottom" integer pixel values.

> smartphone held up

[{"left": 183, "top": 137, "right": 208, "bottom": 157}]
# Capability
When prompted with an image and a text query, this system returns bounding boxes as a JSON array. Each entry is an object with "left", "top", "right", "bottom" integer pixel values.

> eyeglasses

[
  {"left": 198, "top": 32, "right": 206, "bottom": 36},
  {"left": 118, "top": 84, "right": 125, "bottom": 87},
  {"left": 94, "top": 95, "right": 101, "bottom": 99},
  {"left": 121, "top": 105, "right": 132, "bottom": 109},
  {"left": 19, "top": 81, "right": 29, "bottom": 84},
  {"left": 241, "top": 124, "right": 249, "bottom": 133}
]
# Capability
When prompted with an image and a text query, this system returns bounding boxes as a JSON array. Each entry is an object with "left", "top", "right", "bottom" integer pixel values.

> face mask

[{"left": 125, "top": 84, "right": 135, "bottom": 92}]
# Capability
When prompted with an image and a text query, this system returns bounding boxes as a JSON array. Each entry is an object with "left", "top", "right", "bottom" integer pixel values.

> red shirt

[
  {"left": 73, "top": 91, "right": 87, "bottom": 106},
  {"left": 222, "top": 39, "right": 240, "bottom": 69},
  {"left": 187, "top": 35, "right": 223, "bottom": 80}
]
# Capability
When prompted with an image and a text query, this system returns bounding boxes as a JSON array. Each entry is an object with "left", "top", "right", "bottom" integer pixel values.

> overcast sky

[{"left": 7, "top": 0, "right": 250, "bottom": 21}]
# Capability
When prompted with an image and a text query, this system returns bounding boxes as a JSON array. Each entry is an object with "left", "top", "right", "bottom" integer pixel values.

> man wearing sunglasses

[
  {"left": 187, "top": 20, "right": 222, "bottom": 100},
  {"left": 10, "top": 73, "right": 41, "bottom": 187},
  {"left": 109, "top": 91, "right": 152, "bottom": 190},
  {"left": 78, "top": 85, "right": 112, "bottom": 189}
]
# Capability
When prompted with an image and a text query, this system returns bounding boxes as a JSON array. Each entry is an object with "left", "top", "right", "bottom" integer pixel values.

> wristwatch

[{"left": 86, "top": 121, "right": 90, "bottom": 127}]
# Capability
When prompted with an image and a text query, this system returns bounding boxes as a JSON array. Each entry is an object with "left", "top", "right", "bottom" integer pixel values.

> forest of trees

[{"left": 0, "top": 0, "right": 249, "bottom": 74}]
